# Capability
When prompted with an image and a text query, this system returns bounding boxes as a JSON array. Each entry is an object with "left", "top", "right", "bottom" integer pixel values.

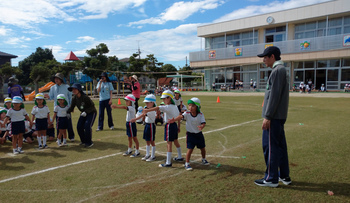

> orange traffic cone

[
  {"left": 217, "top": 96, "right": 221, "bottom": 103},
  {"left": 118, "top": 98, "right": 121, "bottom": 105}
]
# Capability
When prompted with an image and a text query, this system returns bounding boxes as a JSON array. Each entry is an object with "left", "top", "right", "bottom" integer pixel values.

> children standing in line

[
  {"left": 0, "top": 108, "right": 7, "bottom": 144},
  {"left": 142, "top": 90, "right": 183, "bottom": 168},
  {"left": 173, "top": 90, "right": 183, "bottom": 113},
  {"left": 3, "top": 96, "right": 32, "bottom": 154},
  {"left": 52, "top": 94, "right": 70, "bottom": 147},
  {"left": 131, "top": 94, "right": 157, "bottom": 162},
  {"left": 170, "top": 97, "right": 209, "bottom": 171},
  {"left": 31, "top": 93, "right": 50, "bottom": 149},
  {"left": 111, "top": 94, "right": 140, "bottom": 157}
]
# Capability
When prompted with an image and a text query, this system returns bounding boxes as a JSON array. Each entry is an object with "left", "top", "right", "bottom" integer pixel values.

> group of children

[
  {"left": 0, "top": 89, "right": 209, "bottom": 171},
  {"left": 0, "top": 93, "right": 71, "bottom": 154},
  {"left": 111, "top": 89, "right": 209, "bottom": 170}
]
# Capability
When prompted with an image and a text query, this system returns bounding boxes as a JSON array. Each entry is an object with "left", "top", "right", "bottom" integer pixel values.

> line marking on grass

[{"left": 0, "top": 118, "right": 262, "bottom": 184}]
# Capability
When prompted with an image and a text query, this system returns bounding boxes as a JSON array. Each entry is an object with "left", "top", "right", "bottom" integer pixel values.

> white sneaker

[
  {"left": 141, "top": 155, "right": 150, "bottom": 161},
  {"left": 110, "top": 126, "right": 114, "bottom": 130},
  {"left": 13, "top": 149, "right": 19, "bottom": 155},
  {"left": 146, "top": 156, "right": 156, "bottom": 162},
  {"left": 17, "top": 148, "right": 24, "bottom": 154}
]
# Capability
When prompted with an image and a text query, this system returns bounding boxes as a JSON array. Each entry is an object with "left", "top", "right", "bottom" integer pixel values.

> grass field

[{"left": 0, "top": 93, "right": 349, "bottom": 202}]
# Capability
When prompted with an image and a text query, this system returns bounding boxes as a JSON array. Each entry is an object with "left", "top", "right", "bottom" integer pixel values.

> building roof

[
  {"left": 64, "top": 51, "right": 80, "bottom": 61},
  {"left": 0, "top": 51, "right": 17, "bottom": 58}
]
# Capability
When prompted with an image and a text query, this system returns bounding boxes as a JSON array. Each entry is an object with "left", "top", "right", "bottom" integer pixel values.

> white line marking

[{"left": 0, "top": 118, "right": 262, "bottom": 184}]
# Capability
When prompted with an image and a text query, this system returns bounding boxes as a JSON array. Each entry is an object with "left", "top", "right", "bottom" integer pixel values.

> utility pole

[
  {"left": 136, "top": 40, "right": 141, "bottom": 59},
  {"left": 186, "top": 56, "right": 188, "bottom": 67}
]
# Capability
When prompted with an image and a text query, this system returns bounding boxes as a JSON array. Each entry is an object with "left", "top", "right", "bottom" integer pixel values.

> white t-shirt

[
  {"left": 126, "top": 106, "right": 136, "bottom": 122},
  {"left": 54, "top": 105, "right": 70, "bottom": 117},
  {"left": 136, "top": 111, "right": 143, "bottom": 123},
  {"left": 182, "top": 111, "right": 206, "bottom": 134},
  {"left": 174, "top": 97, "right": 183, "bottom": 106},
  {"left": 0, "top": 120, "right": 6, "bottom": 131},
  {"left": 145, "top": 111, "right": 156, "bottom": 123},
  {"left": 31, "top": 105, "right": 50, "bottom": 119},
  {"left": 25, "top": 120, "right": 31, "bottom": 134},
  {"left": 6, "top": 108, "right": 27, "bottom": 122},
  {"left": 159, "top": 105, "right": 179, "bottom": 123}
]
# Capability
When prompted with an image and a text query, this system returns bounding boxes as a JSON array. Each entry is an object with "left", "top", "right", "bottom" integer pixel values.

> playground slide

[{"left": 25, "top": 82, "right": 55, "bottom": 101}]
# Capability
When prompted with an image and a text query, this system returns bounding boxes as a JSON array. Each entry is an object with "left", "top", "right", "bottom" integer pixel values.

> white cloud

[
  {"left": 127, "top": 0, "right": 224, "bottom": 26},
  {"left": 0, "top": 26, "right": 11, "bottom": 36},
  {"left": 5, "top": 36, "right": 32, "bottom": 45},
  {"left": 213, "top": 0, "right": 332, "bottom": 23}
]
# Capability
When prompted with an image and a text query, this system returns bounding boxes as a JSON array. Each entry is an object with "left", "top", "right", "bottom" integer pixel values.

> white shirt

[
  {"left": 54, "top": 105, "right": 70, "bottom": 117},
  {"left": 159, "top": 105, "right": 179, "bottom": 123},
  {"left": 31, "top": 105, "right": 50, "bottom": 119},
  {"left": 0, "top": 120, "right": 6, "bottom": 131},
  {"left": 126, "top": 106, "right": 136, "bottom": 122},
  {"left": 174, "top": 97, "right": 183, "bottom": 106},
  {"left": 182, "top": 111, "right": 206, "bottom": 134},
  {"left": 6, "top": 108, "right": 27, "bottom": 122},
  {"left": 145, "top": 111, "right": 156, "bottom": 123},
  {"left": 136, "top": 111, "right": 143, "bottom": 123}
]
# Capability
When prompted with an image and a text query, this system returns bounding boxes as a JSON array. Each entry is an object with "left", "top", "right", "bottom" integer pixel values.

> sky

[{"left": 0, "top": 0, "right": 332, "bottom": 69}]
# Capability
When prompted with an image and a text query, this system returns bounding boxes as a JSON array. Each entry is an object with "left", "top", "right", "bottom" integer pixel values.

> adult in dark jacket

[
  {"left": 255, "top": 46, "right": 291, "bottom": 188},
  {"left": 67, "top": 83, "right": 97, "bottom": 148}
]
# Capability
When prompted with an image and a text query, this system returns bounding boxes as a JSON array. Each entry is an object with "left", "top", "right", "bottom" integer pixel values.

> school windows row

[{"left": 207, "top": 58, "right": 350, "bottom": 90}]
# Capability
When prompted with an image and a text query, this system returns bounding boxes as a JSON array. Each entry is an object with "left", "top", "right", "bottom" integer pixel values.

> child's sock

[
  {"left": 37, "top": 136, "right": 42, "bottom": 146},
  {"left": 63, "top": 138, "right": 67, "bottom": 143},
  {"left": 202, "top": 158, "right": 206, "bottom": 161},
  {"left": 128, "top": 147, "right": 132, "bottom": 153},
  {"left": 146, "top": 145, "right": 150, "bottom": 157},
  {"left": 185, "top": 162, "right": 189, "bottom": 166},
  {"left": 176, "top": 147, "right": 182, "bottom": 158},
  {"left": 43, "top": 136, "right": 47, "bottom": 145},
  {"left": 166, "top": 152, "right": 172, "bottom": 165},
  {"left": 135, "top": 149, "right": 139, "bottom": 154},
  {"left": 151, "top": 146, "right": 156, "bottom": 158}
]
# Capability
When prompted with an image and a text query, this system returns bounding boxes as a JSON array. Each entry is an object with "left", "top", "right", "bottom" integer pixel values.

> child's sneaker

[
  {"left": 159, "top": 163, "right": 172, "bottom": 168},
  {"left": 38, "top": 145, "right": 43, "bottom": 149},
  {"left": 141, "top": 155, "right": 150, "bottom": 161},
  {"left": 13, "top": 149, "right": 19, "bottom": 155},
  {"left": 185, "top": 165, "right": 193, "bottom": 171},
  {"left": 62, "top": 142, "right": 68, "bottom": 146},
  {"left": 279, "top": 177, "right": 292, "bottom": 185},
  {"left": 201, "top": 159, "right": 210, "bottom": 165},
  {"left": 43, "top": 144, "right": 48, "bottom": 149},
  {"left": 173, "top": 157, "right": 184, "bottom": 162},
  {"left": 57, "top": 142, "right": 62, "bottom": 147},
  {"left": 123, "top": 151, "right": 132, "bottom": 156},
  {"left": 130, "top": 152, "right": 140, "bottom": 158},
  {"left": 17, "top": 148, "right": 24, "bottom": 154},
  {"left": 146, "top": 156, "right": 156, "bottom": 162}
]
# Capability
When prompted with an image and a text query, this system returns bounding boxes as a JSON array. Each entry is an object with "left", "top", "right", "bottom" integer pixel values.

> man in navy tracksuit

[{"left": 255, "top": 46, "right": 291, "bottom": 188}]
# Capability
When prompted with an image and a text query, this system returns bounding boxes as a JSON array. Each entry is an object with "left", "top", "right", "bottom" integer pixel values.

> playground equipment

[{"left": 25, "top": 82, "right": 55, "bottom": 101}]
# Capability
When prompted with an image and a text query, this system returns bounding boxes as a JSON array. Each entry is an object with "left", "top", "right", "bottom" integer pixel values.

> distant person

[
  {"left": 255, "top": 46, "right": 291, "bottom": 188},
  {"left": 299, "top": 82, "right": 305, "bottom": 93},
  {"left": 212, "top": 82, "right": 216, "bottom": 91},
  {"left": 31, "top": 93, "right": 50, "bottom": 149},
  {"left": 52, "top": 94, "right": 70, "bottom": 147},
  {"left": 318, "top": 84, "right": 327, "bottom": 92},
  {"left": 7, "top": 77, "right": 25, "bottom": 101},
  {"left": 96, "top": 72, "right": 114, "bottom": 131},
  {"left": 67, "top": 83, "right": 97, "bottom": 148},
  {"left": 46, "top": 73, "right": 75, "bottom": 141},
  {"left": 125, "top": 75, "right": 141, "bottom": 110}
]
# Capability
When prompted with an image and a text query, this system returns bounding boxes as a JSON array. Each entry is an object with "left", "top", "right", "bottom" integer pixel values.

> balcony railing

[{"left": 189, "top": 34, "right": 350, "bottom": 62}]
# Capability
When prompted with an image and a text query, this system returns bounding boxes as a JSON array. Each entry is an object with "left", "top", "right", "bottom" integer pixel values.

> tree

[
  {"left": 128, "top": 53, "right": 146, "bottom": 76},
  {"left": 18, "top": 47, "right": 54, "bottom": 85},
  {"left": 53, "top": 61, "right": 83, "bottom": 85},
  {"left": 145, "top": 54, "right": 164, "bottom": 87},
  {"left": 0, "top": 62, "right": 22, "bottom": 100},
  {"left": 30, "top": 59, "right": 59, "bottom": 95},
  {"left": 83, "top": 43, "right": 110, "bottom": 95},
  {"left": 109, "top": 56, "right": 128, "bottom": 93}
]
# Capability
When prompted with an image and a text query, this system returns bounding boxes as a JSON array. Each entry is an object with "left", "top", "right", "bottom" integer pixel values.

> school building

[{"left": 189, "top": 0, "right": 350, "bottom": 91}]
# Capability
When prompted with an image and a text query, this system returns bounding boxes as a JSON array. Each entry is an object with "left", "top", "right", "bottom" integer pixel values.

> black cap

[
  {"left": 100, "top": 72, "right": 111, "bottom": 82},
  {"left": 68, "top": 83, "right": 83, "bottom": 92},
  {"left": 257, "top": 46, "right": 281, "bottom": 60}
]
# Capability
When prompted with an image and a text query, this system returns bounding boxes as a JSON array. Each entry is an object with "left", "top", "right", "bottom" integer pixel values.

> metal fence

[{"left": 190, "top": 34, "right": 350, "bottom": 62}]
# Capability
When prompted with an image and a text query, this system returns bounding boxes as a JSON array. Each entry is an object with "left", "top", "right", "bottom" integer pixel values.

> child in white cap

[
  {"left": 173, "top": 89, "right": 183, "bottom": 113},
  {"left": 142, "top": 90, "right": 183, "bottom": 167},
  {"left": 52, "top": 94, "right": 70, "bottom": 147},
  {"left": 131, "top": 94, "right": 157, "bottom": 162},
  {"left": 170, "top": 97, "right": 209, "bottom": 170},
  {"left": 31, "top": 93, "right": 51, "bottom": 149},
  {"left": 3, "top": 96, "right": 32, "bottom": 154},
  {"left": 112, "top": 94, "right": 140, "bottom": 157}
]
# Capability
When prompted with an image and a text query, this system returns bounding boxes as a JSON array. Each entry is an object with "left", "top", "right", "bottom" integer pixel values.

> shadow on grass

[
  {"left": 52, "top": 140, "right": 128, "bottom": 153},
  {"left": 0, "top": 156, "right": 34, "bottom": 171},
  {"left": 283, "top": 181, "right": 350, "bottom": 197}
]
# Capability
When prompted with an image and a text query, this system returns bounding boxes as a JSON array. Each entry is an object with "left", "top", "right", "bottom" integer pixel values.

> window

[
  {"left": 342, "top": 58, "right": 350, "bottom": 67},
  {"left": 341, "top": 69, "right": 350, "bottom": 81},
  {"left": 317, "top": 60, "right": 327, "bottom": 68},
  {"left": 294, "top": 71, "right": 303, "bottom": 81},
  {"left": 294, "top": 61, "right": 303, "bottom": 69},
  {"left": 329, "top": 59, "right": 340, "bottom": 67},
  {"left": 226, "top": 31, "right": 258, "bottom": 47},
  {"left": 265, "top": 26, "right": 286, "bottom": 42},
  {"left": 327, "top": 69, "right": 339, "bottom": 81},
  {"left": 305, "top": 61, "right": 315, "bottom": 69}
]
